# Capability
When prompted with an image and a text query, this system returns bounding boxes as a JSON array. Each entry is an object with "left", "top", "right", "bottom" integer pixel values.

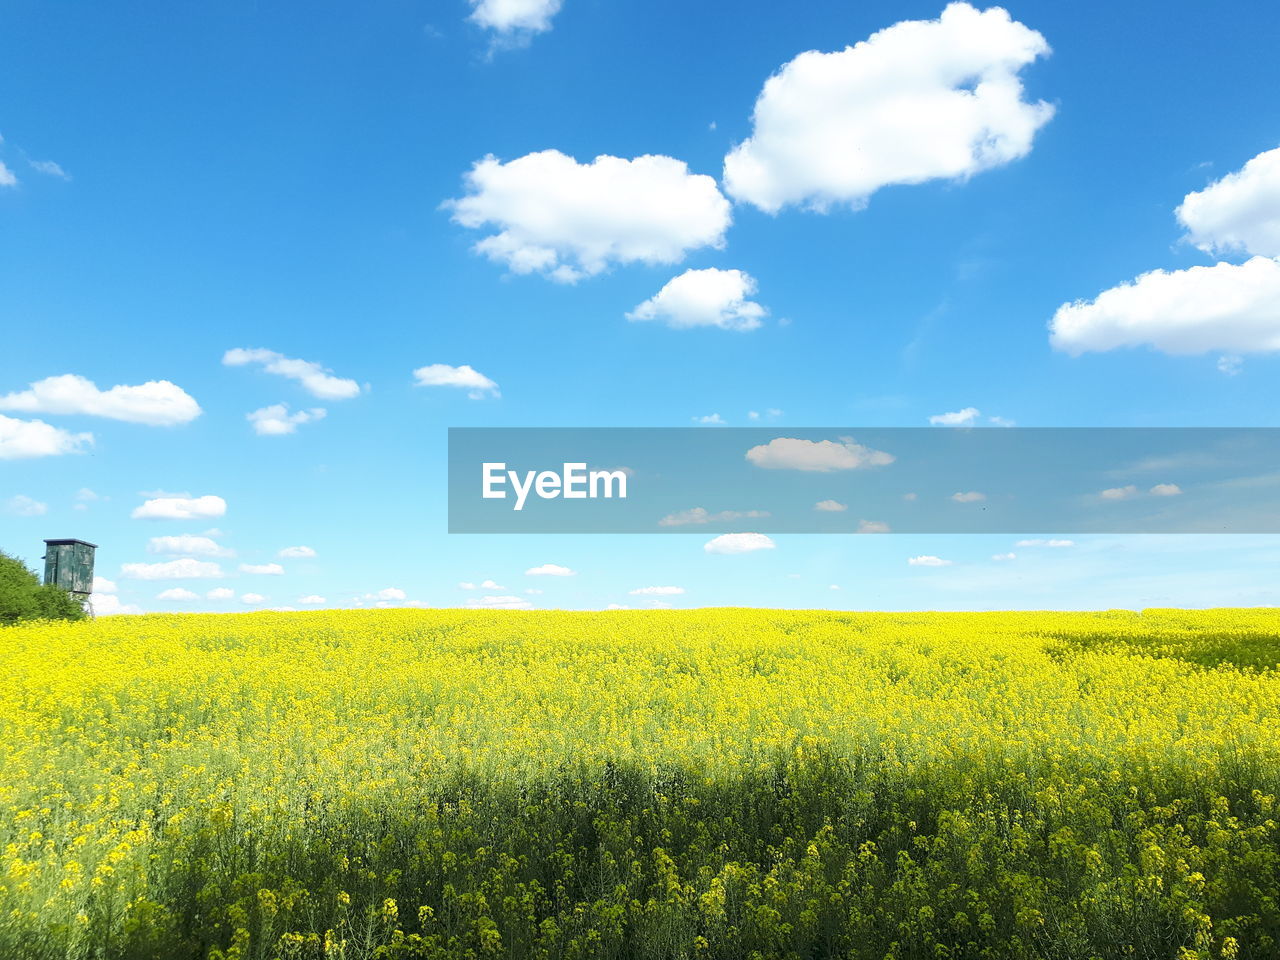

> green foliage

[{"left": 0, "top": 549, "right": 87, "bottom": 625}]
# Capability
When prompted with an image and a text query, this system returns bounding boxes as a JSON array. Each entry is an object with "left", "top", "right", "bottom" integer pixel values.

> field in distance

[{"left": 2, "top": 608, "right": 1279, "bottom": 959}]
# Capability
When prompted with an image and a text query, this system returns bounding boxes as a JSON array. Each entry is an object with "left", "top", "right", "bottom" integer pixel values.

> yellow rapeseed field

[{"left": 2, "top": 609, "right": 1279, "bottom": 959}]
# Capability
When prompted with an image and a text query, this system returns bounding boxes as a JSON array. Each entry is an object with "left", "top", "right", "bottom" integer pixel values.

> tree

[{"left": 0, "top": 550, "right": 88, "bottom": 625}]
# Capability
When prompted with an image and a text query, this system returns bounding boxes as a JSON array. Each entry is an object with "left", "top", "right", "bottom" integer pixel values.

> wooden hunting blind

[{"left": 42, "top": 539, "right": 97, "bottom": 598}]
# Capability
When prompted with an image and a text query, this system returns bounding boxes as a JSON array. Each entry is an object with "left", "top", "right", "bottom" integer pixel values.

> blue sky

[{"left": 3, "top": 0, "right": 1280, "bottom": 613}]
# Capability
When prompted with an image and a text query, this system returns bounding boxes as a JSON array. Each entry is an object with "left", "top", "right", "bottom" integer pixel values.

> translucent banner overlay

[{"left": 448, "top": 428, "right": 1280, "bottom": 534}]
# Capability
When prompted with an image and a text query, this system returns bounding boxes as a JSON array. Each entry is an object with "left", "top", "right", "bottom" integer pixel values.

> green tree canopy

[{"left": 0, "top": 550, "right": 88, "bottom": 625}]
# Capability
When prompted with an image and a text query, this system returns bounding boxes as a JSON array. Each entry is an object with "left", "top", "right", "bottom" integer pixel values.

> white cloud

[
  {"left": 299, "top": 595, "right": 326, "bottom": 604},
  {"left": 148, "top": 535, "right": 232, "bottom": 558},
  {"left": 988, "top": 415, "right": 1016, "bottom": 427},
  {"left": 371, "top": 587, "right": 406, "bottom": 601},
  {"left": 908, "top": 555, "right": 952, "bottom": 567},
  {"left": 693, "top": 413, "right": 726, "bottom": 425},
  {"left": 91, "top": 593, "right": 141, "bottom": 616},
  {"left": 1150, "top": 483, "right": 1183, "bottom": 497},
  {"left": 412, "top": 364, "right": 500, "bottom": 399},
  {"left": 605, "top": 603, "right": 630, "bottom": 610},
  {"left": 29, "top": 159, "right": 70, "bottom": 179},
  {"left": 659, "top": 507, "right": 770, "bottom": 526},
  {"left": 278, "top": 546, "right": 316, "bottom": 559},
  {"left": 468, "top": 0, "right": 561, "bottom": 39},
  {"left": 76, "top": 488, "right": 101, "bottom": 502},
  {"left": 628, "top": 586, "right": 686, "bottom": 596},
  {"left": 857, "top": 519, "right": 891, "bottom": 534},
  {"left": 951, "top": 491, "right": 986, "bottom": 503},
  {"left": 0, "top": 161, "right": 17, "bottom": 187},
  {"left": 929, "top": 407, "right": 980, "bottom": 427},
  {"left": 1177, "top": 146, "right": 1280, "bottom": 258},
  {"left": 4, "top": 494, "right": 47, "bottom": 516},
  {"left": 92, "top": 576, "right": 117, "bottom": 594},
  {"left": 525, "top": 588, "right": 543, "bottom": 595},
  {"left": 525, "top": 563, "right": 575, "bottom": 576},
  {"left": 992, "top": 552, "right": 1016, "bottom": 561},
  {"left": 223, "top": 348, "right": 361, "bottom": 400},
  {"left": 704, "top": 533, "right": 776, "bottom": 554},
  {"left": 1218, "top": 355, "right": 1243, "bottom": 376},
  {"left": 467, "top": 594, "right": 535, "bottom": 609},
  {"left": 247, "top": 404, "right": 326, "bottom": 436},
  {"left": 240, "top": 563, "right": 284, "bottom": 576},
  {"left": 132, "top": 495, "right": 226, "bottom": 520},
  {"left": 627, "top": 268, "right": 767, "bottom": 331},
  {"left": 446, "top": 150, "right": 731, "bottom": 283},
  {"left": 458, "top": 581, "right": 476, "bottom": 590},
  {"left": 1099, "top": 485, "right": 1138, "bottom": 501},
  {"left": 1015, "top": 538, "right": 1074, "bottom": 547},
  {"left": 723, "top": 2, "right": 1054, "bottom": 213},
  {"left": 746, "top": 436, "right": 894, "bottom": 472},
  {"left": 480, "top": 579, "right": 504, "bottom": 589},
  {"left": 121, "top": 558, "right": 224, "bottom": 580},
  {"left": 903, "top": 492, "right": 918, "bottom": 501},
  {"left": 748, "top": 408, "right": 783, "bottom": 420},
  {"left": 814, "top": 499, "right": 848, "bottom": 512},
  {"left": 0, "top": 413, "right": 92, "bottom": 459},
  {"left": 206, "top": 587, "right": 235, "bottom": 600},
  {"left": 157, "top": 588, "right": 199, "bottom": 601},
  {"left": 241, "top": 593, "right": 266, "bottom": 604},
  {"left": 0, "top": 374, "right": 201, "bottom": 426},
  {"left": 1049, "top": 257, "right": 1280, "bottom": 355}
]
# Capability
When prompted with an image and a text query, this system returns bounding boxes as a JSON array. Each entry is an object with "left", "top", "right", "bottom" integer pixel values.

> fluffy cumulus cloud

[
  {"left": 5, "top": 494, "right": 47, "bottom": 516},
  {"left": 92, "top": 576, "right": 117, "bottom": 594},
  {"left": 412, "top": 364, "right": 500, "bottom": 398},
  {"left": 1099, "top": 485, "right": 1138, "bottom": 501},
  {"left": 814, "top": 499, "right": 848, "bottom": 512},
  {"left": 206, "top": 587, "right": 235, "bottom": 600},
  {"left": 908, "top": 555, "right": 953, "bottom": 567},
  {"left": 223, "top": 348, "right": 361, "bottom": 400},
  {"left": 121, "top": 558, "right": 224, "bottom": 580},
  {"left": 370, "top": 587, "right": 407, "bottom": 601},
  {"left": 0, "top": 413, "right": 92, "bottom": 459},
  {"left": 278, "top": 546, "right": 316, "bottom": 559},
  {"left": 627, "top": 268, "right": 767, "bottom": 331},
  {"left": 746, "top": 436, "right": 894, "bottom": 472},
  {"left": 1177, "top": 146, "right": 1280, "bottom": 258},
  {"left": 157, "top": 588, "right": 199, "bottom": 601},
  {"left": 0, "top": 161, "right": 17, "bottom": 187},
  {"left": 704, "top": 533, "right": 776, "bottom": 554},
  {"left": 241, "top": 593, "right": 266, "bottom": 605},
  {"left": 132, "top": 495, "right": 226, "bottom": 520},
  {"left": 240, "top": 563, "right": 284, "bottom": 576},
  {"left": 446, "top": 151, "right": 731, "bottom": 282},
  {"left": 247, "top": 404, "right": 326, "bottom": 436},
  {"left": 467, "top": 594, "right": 534, "bottom": 609},
  {"left": 148, "top": 535, "right": 232, "bottom": 557},
  {"left": 468, "top": 0, "right": 561, "bottom": 39},
  {"left": 1050, "top": 257, "right": 1280, "bottom": 356},
  {"left": 299, "top": 595, "right": 326, "bottom": 604},
  {"left": 929, "top": 407, "right": 980, "bottom": 426},
  {"left": 0, "top": 374, "right": 201, "bottom": 426},
  {"left": 1151, "top": 483, "right": 1183, "bottom": 497},
  {"left": 659, "top": 507, "right": 770, "bottom": 526},
  {"left": 857, "top": 519, "right": 891, "bottom": 533},
  {"left": 91, "top": 594, "right": 141, "bottom": 616},
  {"left": 723, "top": 2, "right": 1053, "bottom": 213},
  {"left": 525, "top": 563, "right": 575, "bottom": 576},
  {"left": 629, "top": 586, "right": 686, "bottom": 596}
]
